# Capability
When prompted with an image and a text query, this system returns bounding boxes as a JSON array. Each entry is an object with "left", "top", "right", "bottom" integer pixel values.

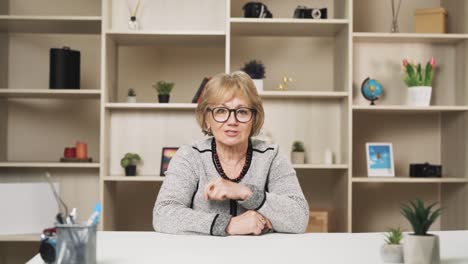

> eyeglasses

[{"left": 207, "top": 107, "right": 256, "bottom": 123}]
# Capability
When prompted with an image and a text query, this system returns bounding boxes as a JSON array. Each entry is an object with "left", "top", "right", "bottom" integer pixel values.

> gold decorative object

[{"left": 277, "top": 76, "right": 293, "bottom": 91}]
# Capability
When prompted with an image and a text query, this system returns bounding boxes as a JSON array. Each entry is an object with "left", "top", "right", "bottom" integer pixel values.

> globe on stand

[{"left": 361, "top": 77, "right": 383, "bottom": 105}]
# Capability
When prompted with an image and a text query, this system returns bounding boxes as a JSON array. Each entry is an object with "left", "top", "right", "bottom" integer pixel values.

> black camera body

[
  {"left": 410, "top": 162, "right": 442, "bottom": 178},
  {"left": 294, "top": 6, "right": 327, "bottom": 19},
  {"left": 243, "top": 2, "right": 273, "bottom": 18}
]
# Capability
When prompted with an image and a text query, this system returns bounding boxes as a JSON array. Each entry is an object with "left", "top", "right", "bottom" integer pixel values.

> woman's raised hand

[
  {"left": 226, "top": 210, "right": 273, "bottom": 235},
  {"left": 203, "top": 178, "right": 252, "bottom": 201}
]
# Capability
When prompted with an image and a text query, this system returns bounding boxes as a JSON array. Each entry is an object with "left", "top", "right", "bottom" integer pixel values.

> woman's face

[{"left": 206, "top": 96, "right": 254, "bottom": 147}]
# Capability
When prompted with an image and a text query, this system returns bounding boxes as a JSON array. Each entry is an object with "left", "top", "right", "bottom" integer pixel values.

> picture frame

[
  {"left": 366, "top": 143, "right": 395, "bottom": 177},
  {"left": 160, "top": 147, "right": 179, "bottom": 176}
]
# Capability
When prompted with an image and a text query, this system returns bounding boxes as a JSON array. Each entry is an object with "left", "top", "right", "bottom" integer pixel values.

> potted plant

[
  {"left": 127, "top": 88, "right": 137, "bottom": 103},
  {"left": 120, "top": 152, "right": 142, "bottom": 176},
  {"left": 380, "top": 227, "right": 404, "bottom": 263},
  {"left": 291, "top": 141, "right": 305, "bottom": 164},
  {"left": 401, "top": 199, "right": 442, "bottom": 264},
  {"left": 402, "top": 57, "right": 436, "bottom": 106},
  {"left": 152, "top": 81, "right": 174, "bottom": 103},
  {"left": 241, "top": 59, "right": 266, "bottom": 93}
]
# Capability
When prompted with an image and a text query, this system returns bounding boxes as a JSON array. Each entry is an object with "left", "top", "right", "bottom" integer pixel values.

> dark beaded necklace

[{"left": 211, "top": 138, "right": 252, "bottom": 183}]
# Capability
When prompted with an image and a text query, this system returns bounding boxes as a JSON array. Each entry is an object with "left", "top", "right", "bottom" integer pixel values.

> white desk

[{"left": 28, "top": 231, "right": 468, "bottom": 264}]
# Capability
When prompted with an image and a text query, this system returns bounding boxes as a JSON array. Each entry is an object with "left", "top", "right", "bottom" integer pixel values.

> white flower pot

[
  {"left": 407, "top": 86, "right": 432, "bottom": 106},
  {"left": 127, "top": 96, "right": 137, "bottom": 103},
  {"left": 291, "top": 152, "right": 305, "bottom": 164},
  {"left": 403, "top": 235, "right": 440, "bottom": 264},
  {"left": 380, "top": 244, "right": 404, "bottom": 263},
  {"left": 252, "top": 79, "right": 263, "bottom": 93}
]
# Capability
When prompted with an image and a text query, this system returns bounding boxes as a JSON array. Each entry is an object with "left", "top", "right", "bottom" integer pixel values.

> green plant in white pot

[
  {"left": 127, "top": 88, "right": 137, "bottom": 103},
  {"left": 241, "top": 60, "right": 265, "bottom": 93},
  {"left": 291, "top": 141, "right": 305, "bottom": 164},
  {"left": 401, "top": 199, "right": 442, "bottom": 264},
  {"left": 380, "top": 227, "right": 404, "bottom": 263},
  {"left": 402, "top": 57, "right": 436, "bottom": 106}
]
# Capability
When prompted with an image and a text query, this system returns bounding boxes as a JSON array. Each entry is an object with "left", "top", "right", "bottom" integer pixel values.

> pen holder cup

[{"left": 55, "top": 224, "right": 97, "bottom": 264}]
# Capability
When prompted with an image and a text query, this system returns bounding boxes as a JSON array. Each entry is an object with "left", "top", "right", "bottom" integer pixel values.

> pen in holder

[{"left": 55, "top": 224, "right": 97, "bottom": 264}]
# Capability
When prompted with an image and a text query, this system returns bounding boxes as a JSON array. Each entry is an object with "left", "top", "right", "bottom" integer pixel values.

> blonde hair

[{"left": 195, "top": 71, "right": 265, "bottom": 137}]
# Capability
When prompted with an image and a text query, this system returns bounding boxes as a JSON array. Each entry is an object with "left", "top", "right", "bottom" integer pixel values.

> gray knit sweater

[{"left": 152, "top": 137, "right": 309, "bottom": 236}]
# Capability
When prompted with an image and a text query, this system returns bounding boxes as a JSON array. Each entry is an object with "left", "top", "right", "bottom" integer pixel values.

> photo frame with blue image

[{"left": 366, "top": 143, "right": 395, "bottom": 177}]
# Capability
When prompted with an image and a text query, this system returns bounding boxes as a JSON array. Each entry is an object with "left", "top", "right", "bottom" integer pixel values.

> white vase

[
  {"left": 127, "top": 96, "right": 137, "bottom": 103},
  {"left": 407, "top": 86, "right": 432, "bottom": 106},
  {"left": 324, "top": 149, "right": 334, "bottom": 165},
  {"left": 380, "top": 244, "right": 404, "bottom": 263},
  {"left": 403, "top": 235, "right": 440, "bottom": 264},
  {"left": 291, "top": 152, "right": 305, "bottom": 164},
  {"left": 252, "top": 79, "right": 264, "bottom": 93}
]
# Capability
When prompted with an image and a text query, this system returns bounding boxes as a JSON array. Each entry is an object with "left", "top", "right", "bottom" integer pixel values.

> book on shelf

[{"left": 192, "top": 77, "right": 211, "bottom": 104}]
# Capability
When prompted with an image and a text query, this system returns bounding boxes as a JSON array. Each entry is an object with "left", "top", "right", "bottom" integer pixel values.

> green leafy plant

[
  {"left": 292, "top": 141, "right": 305, "bottom": 152},
  {"left": 152, "top": 81, "right": 174, "bottom": 95},
  {"left": 384, "top": 227, "right": 404, "bottom": 245},
  {"left": 400, "top": 198, "right": 442, "bottom": 236},
  {"left": 402, "top": 57, "right": 436, "bottom": 87},
  {"left": 128, "top": 88, "right": 136, "bottom": 97},
  {"left": 241, "top": 60, "right": 266, "bottom": 79},
  {"left": 120, "top": 153, "right": 141, "bottom": 168}
]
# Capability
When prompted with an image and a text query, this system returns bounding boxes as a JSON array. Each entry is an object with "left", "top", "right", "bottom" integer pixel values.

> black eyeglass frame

[{"left": 207, "top": 107, "right": 257, "bottom": 123}]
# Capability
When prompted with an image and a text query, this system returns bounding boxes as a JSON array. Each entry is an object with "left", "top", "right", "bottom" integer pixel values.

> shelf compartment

[
  {"left": 104, "top": 176, "right": 165, "bottom": 182},
  {"left": 352, "top": 177, "right": 468, "bottom": 183},
  {"left": 106, "top": 31, "right": 225, "bottom": 47},
  {"left": 352, "top": 105, "right": 468, "bottom": 113},
  {"left": 0, "top": 15, "right": 101, "bottom": 34},
  {"left": 0, "top": 89, "right": 101, "bottom": 99},
  {"left": 353, "top": 32, "right": 468, "bottom": 44},
  {"left": 230, "top": 18, "right": 348, "bottom": 37},
  {"left": 260, "top": 91, "right": 348, "bottom": 99},
  {"left": 105, "top": 103, "right": 197, "bottom": 110},
  {"left": 0, "top": 162, "right": 100, "bottom": 168}
]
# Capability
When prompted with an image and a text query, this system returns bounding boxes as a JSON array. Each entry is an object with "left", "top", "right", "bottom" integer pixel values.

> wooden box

[
  {"left": 415, "top": 8, "right": 447, "bottom": 33},
  {"left": 306, "top": 209, "right": 333, "bottom": 233}
]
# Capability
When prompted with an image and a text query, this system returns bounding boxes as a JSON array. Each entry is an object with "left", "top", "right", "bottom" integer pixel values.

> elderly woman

[{"left": 153, "top": 71, "right": 309, "bottom": 236}]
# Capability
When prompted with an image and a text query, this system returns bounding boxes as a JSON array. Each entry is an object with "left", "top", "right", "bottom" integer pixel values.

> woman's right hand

[{"left": 226, "top": 210, "right": 272, "bottom": 235}]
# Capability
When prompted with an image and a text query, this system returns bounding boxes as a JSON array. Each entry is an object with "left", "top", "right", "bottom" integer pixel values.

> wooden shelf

[
  {"left": 106, "top": 30, "right": 225, "bottom": 46},
  {"left": 0, "top": 162, "right": 100, "bottom": 168},
  {"left": 105, "top": 103, "right": 197, "bottom": 110},
  {"left": 293, "top": 164, "right": 348, "bottom": 169},
  {"left": 353, "top": 32, "right": 468, "bottom": 44},
  {"left": 104, "top": 176, "right": 165, "bottom": 182},
  {"left": 0, "top": 233, "right": 39, "bottom": 242},
  {"left": 0, "top": 89, "right": 101, "bottom": 99},
  {"left": 0, "top": 15, "right": 101, "bottom": 34},
  {"left": 260, "top": 91, "right": 348, "bottom": 99},
  {"left": 230, "top": 18, "right": 348, "bottom": 37},
  {"left": 352, "top": 177, "right": 468, "bottom": 183},
  {"left": 353, "top": 105, "right": 468, "bottom": 113}
]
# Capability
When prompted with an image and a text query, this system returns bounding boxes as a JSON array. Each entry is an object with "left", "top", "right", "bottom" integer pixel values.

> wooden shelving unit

[{"left": 2, "top": 2, "right": 468, "bottom": 261}]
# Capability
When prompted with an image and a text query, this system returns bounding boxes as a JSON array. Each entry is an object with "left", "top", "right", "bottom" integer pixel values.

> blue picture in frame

[{"left": 366, "top": 143, "right": 395, "bottom": 177}]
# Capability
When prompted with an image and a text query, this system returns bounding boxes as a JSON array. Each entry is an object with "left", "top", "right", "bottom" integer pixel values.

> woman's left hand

[{"left": 204, "top": 178, "right": 252, "bottom": 201}]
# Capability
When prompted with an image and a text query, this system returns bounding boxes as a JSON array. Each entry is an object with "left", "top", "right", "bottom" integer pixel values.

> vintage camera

[
  {"left": 409, "top": 162, "right": 442, "bottom": 178},
  {"left": 293, "top": 6, "right": 328, "bottom": 19},
  {"left": 243, "top": 2, "right": 273, "bottom": 18}
]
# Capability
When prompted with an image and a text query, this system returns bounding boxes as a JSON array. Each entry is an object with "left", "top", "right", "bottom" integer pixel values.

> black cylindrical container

[{"left": 49, "top": 47, "right": 80, "bottom": 89}]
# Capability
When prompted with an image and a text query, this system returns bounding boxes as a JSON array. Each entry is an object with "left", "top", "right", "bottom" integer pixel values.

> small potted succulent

[
  {"left": 291, "top": 141, "right": 305, "bottom": 164},
  {"left": 241, "top": 59, "right": 266, "bottom": 93},
  {"left": 402, "top": 57, "right": 436, "bottom": 106},
  {"left": 401, "top": 198, "right": 442, "bottom": 264},
  {"left": 380, "top": 227, "right": 404, "bottom": 263},
  {"left": 120, "top": 152, "right": 142, "bottom": 176},
  {"left": 127, "top": 88, "right": 137, "bottom": 103},
  {"left": 152, "top": 81, "right": 174, "bottom": 103}
]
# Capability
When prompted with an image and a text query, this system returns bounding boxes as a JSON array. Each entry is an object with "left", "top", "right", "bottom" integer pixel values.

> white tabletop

[{"left": 28, "top": 231, "right": 468, "bottom": 264}]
